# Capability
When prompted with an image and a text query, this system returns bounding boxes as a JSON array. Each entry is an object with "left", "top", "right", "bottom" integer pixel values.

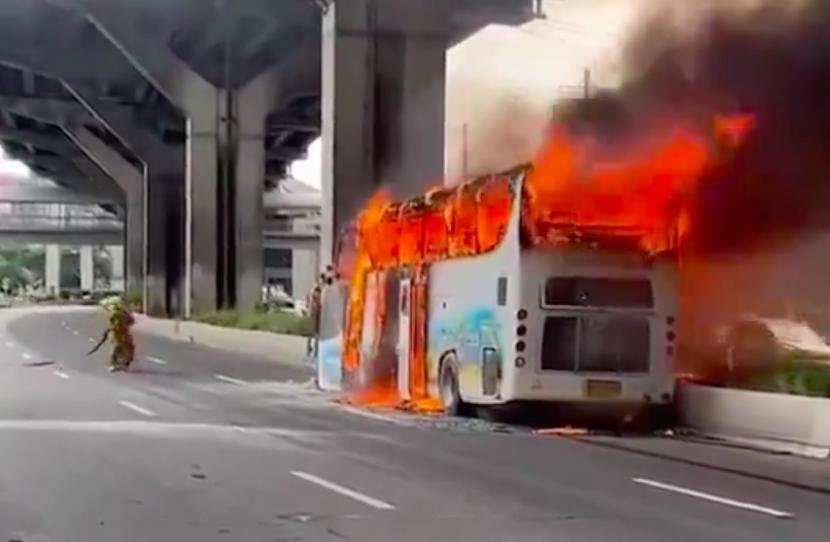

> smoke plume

[{"left": 556, "top": 0, "right": 830, "bottom": 254}]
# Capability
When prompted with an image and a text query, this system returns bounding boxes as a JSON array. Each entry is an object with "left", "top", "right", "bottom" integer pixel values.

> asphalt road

[{"left": 0, "top": 307, "right": 828, "bottom": 541}]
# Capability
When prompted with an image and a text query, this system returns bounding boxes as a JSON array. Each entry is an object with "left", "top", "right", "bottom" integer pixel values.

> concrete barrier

[
  {"left": 679, "top": 382, "right": 830, "bottom": 455},
  {"left": 134, "top": 315, "right": 310, "bottom": 368}
]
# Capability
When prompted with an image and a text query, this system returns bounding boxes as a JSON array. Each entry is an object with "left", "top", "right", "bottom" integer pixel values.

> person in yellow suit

[{"left": 89, "top": 296, "right": 136, "bottom": 372}]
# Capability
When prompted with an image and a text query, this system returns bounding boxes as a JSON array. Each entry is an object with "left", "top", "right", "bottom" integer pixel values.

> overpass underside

[{"left": 0, "top": 0, "right": 535, "bottom": 317}]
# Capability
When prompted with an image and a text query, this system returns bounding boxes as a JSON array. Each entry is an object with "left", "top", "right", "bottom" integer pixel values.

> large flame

[{"left": 523, "top": 123, "right": 719, "bottom": 253}]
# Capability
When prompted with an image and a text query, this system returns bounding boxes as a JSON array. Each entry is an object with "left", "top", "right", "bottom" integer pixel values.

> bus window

[
  {"left": 578, "top": 316, "right": 650, "bottom": 373},
  {"left": 544, "top": 278, "right": 653, "bottom": 308},
  {"left": 541, "top": 317, "right": 578, "bottom": 371}
]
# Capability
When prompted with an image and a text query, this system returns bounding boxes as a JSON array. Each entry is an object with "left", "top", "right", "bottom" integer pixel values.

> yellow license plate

[{"left": 585, "top": 379, "right": 622, "bottom": 399}]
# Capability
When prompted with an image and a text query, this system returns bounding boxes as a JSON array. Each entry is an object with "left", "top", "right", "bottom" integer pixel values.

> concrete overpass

[{"left": 0, "top": 0, "right": 537, "bottom": 316}]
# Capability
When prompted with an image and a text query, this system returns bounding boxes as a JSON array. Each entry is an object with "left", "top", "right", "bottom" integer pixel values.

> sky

[
  {"left": 0, "top": 147, "right": 31, "bottom": 176},
  {"left": 0, "top": 0, "right": 647, "bottom": 191}
]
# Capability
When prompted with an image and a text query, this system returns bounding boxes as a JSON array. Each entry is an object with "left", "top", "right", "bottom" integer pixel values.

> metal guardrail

[{"left": 0, "top": 213, "right": 123, "bottom": 231}]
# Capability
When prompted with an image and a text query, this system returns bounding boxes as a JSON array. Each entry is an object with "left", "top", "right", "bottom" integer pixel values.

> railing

[
  {"left": 0, "top": 212, "right": 123, "bottom": 231},
  {"left": 264, "top": 218, "right": 321, "bottom": 237}
]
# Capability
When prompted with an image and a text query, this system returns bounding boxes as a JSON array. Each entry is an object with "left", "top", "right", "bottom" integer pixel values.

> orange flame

[{"left": 523, "top": 125, "right": 714, "bottom": 253}]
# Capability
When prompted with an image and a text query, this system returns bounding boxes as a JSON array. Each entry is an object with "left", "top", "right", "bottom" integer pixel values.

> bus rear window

[{"left": 544, "top": 278, "right": 653, "bottom": 308}]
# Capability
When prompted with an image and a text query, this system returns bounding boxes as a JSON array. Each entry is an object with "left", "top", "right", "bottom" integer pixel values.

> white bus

[{"left": 319, "top": 168, "right": 678, "bottom": 419}]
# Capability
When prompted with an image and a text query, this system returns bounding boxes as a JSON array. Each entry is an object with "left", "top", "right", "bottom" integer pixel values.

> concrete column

[
  {"left": 185, "top": 101, "right": 220, "bottom": 316},
  {"left": 292, "top": 247, "right": 319, "bottom": 302},
  {"left": 321, "top": 0, "right": 448, "bottom": 265},
  {"left": 321, "top": 0, "right": 376, "bottom": 266},
  {"left": 80, "top": 245, "right": 94, "bottom": 292},
  {"left": 108, "top": 245, "right": 125, "bottom": 292},
  {"left": 45, "top": 244, "right": 60, "bottom": 296},
  {"left": 232, "top": 71, "right": 277, "bottom": 310},
  {"left": 70, "top": 123, "right": 146, "bottom": 300},
  {"left": 144, "top": 174, "right": 176, "bottom": 317}
]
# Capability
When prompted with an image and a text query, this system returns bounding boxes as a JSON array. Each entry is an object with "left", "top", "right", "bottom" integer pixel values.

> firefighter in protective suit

[{"left": 89, "top": 295, "right": 135, "bottom": 372}]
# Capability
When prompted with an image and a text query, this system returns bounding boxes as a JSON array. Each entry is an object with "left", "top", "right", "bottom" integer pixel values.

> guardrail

[
  {"left": 0, "top": 213, "right": 123, "bottom": 231},
  {"left": 678, "top": 382, "right": 830, "bottom": 457}
]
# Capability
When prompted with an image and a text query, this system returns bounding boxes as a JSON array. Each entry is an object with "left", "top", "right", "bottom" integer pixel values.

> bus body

[{"left": 321, "top": 168, "right": 678, "bottom": 412}]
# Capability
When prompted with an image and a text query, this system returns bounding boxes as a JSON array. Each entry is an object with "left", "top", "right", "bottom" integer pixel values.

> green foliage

[
  {"left": 0, "top": 247, "right": 44, "bottom": 292},
  {"left": 746, "top": 363, "right": 830, "bottom": 398},
  {"left": 194, "top": 309, "right": 313, "bottom": 337},
  {"left": 123, "top": 291, "right": 143, "bottom": 311}
]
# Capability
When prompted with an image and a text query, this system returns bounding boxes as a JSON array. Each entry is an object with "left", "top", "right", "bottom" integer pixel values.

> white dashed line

[
  {"left": 118, "top": 401, "right": 157, "bottom": 418},
  {"left": 53, "top": 370, "right": 70, "bottom": 380},
  {"left": 146, "top": 356, "right": 168, "bottom": 366},
  {"left": 88, "top": 338, "right": 96, "bottom": 343},
  {"left": 632, "top": 478, "right": 794, "bottom": 519},
  {"left": 72, "top": 330, "right": 79, "bottom": 336},
  {"left": 291, "top": 471, "right": 395, "bottom": 510},
  {"left": 21, "top": 353, "right": 32, "bottom": 361},
  {"left": 214, "top": 374, "right": 246, "bottom": 385},
  {"left": 4, "top": 341, "right": 14, "bottom": 348}
]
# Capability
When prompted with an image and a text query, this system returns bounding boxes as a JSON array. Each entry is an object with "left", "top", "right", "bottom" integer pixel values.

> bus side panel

[
  {"left": 427, "top": 253, "right": 512, "bottom": 402},
  {"left": 426, "top": 183, "right": 522, "bottom": 404}
]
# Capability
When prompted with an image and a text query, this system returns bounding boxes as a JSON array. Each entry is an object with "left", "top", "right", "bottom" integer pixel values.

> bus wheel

[{"left": 439, "top": 358, "right": 464, "bottom": 416}]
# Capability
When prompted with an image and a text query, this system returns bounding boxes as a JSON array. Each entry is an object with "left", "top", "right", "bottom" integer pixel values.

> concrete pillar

[
  {"left": 232, "top": 71, "right": 277, "bottom": 311},
  {"left": 80, "top": 245, "right": 94, "bottom": 292},
  {"left": 292, "top": 247, "right": 319, "bottom": 302},
  {"left": 185, "top": 99, "right": 220, "bottom": 316},
  {"left": 108, "top": 245, "right": 125, "bottom": 292},
  {"left": 70, "top": 124, "right": 146, "bottom": 300},
  {"left": 321, "top": 0, "right": 448, "bottom": 265},
  {"left": 45, "top": 244, "right": 60, "bottom": 296}
]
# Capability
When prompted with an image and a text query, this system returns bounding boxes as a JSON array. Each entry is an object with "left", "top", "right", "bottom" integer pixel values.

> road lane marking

[
  {"left": 214, "top": 374, "right": 246, "bottom": 385},
  {"left": 72, "top": 330, "right": 79, "bottom": 336},
  {"left": 4, "top": 341, "right": 14, "bottom": 348},
  {"left": 53, "top": 370, "right": 70, "bottom": 380},
  {"left": 21, "top": 353, "right": 32, "bottom": 360},
  {"left": 632, "top": 478, "right": 794, "bottom": 519},
  {"left": 88, "top": 338, "right": 96, "bottom": 343},
  {"left": 146, "top": 356, "right": 168, "bottom": 366},
  {"left": 118, "top": 401, "right": 157, "bottom": 418},
  {"left": 291, "top": 471, "right": 395, "bottom": 510}
]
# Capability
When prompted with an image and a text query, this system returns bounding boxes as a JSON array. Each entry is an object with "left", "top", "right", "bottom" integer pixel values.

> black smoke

[{"left": 554, "top": 0, "right": 830, "bottom": 254}]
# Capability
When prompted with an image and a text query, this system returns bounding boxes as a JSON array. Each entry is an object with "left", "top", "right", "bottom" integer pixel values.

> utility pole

[{"left": 583, "top": 68, "right": 591, "bottom": 99}]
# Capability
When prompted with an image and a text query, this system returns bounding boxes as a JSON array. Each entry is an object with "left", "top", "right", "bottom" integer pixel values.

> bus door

[{"left": 397, "top": 277, "right": 412, "bottom": 401}]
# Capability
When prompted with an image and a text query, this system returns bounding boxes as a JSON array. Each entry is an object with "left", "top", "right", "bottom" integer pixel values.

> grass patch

[
  {"left": 194, "top": 309, "right": 313, "bottom": 337},
  {"left": 745, "top": 364, "right": 830, "bottom": 398}
]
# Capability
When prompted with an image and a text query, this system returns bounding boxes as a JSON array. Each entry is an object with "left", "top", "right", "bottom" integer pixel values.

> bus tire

[{"left": 439, "top": 356, "right": 465, "bottom": 416}]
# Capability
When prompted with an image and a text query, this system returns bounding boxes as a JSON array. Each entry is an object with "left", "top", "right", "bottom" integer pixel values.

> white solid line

[
  {"left": 21, "top": 353, "right": 32, "bottom": 360},
  {"left": 53, "top": 370, "right": 70, "bottom": 380},
  {"left": 632, "top": 478, "right": 794, "bottom": 519},
  {"left": 291, "top": 471, "right": 395, "bottom": 510},
  {"left": 118, "top": 401, "right": 157, "bottom": 418},
  {"left": 146, "top": 356, "right": 168, "bottom": 366},
  {"left": 214, "top": 374, "right": 246, "bottom": 385}
]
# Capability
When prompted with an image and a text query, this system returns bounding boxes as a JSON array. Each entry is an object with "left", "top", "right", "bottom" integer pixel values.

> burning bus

[
  {"left": 318, "top": 133, "right": 718, "bottom": 417},
  {"left": 314, "top": 117, "right": 745, "bottom": 417}
]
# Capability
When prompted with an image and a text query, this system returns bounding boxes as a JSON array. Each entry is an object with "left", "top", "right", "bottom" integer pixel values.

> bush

[
  {"left": 747, "top": 364, "right": 830, "bottom": 398},
  {"left": 194, "top": 309, "right": 313, "bottom": 337}
]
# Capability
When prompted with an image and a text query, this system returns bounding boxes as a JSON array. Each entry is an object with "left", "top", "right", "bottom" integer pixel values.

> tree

[{"left": 0, "top": 247, "right": 44, "bottom": 293}]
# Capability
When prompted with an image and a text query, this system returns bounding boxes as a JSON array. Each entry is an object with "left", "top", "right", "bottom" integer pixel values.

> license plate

[{"left": 585, "top": 379, "right": 622, "bottom": 399}]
